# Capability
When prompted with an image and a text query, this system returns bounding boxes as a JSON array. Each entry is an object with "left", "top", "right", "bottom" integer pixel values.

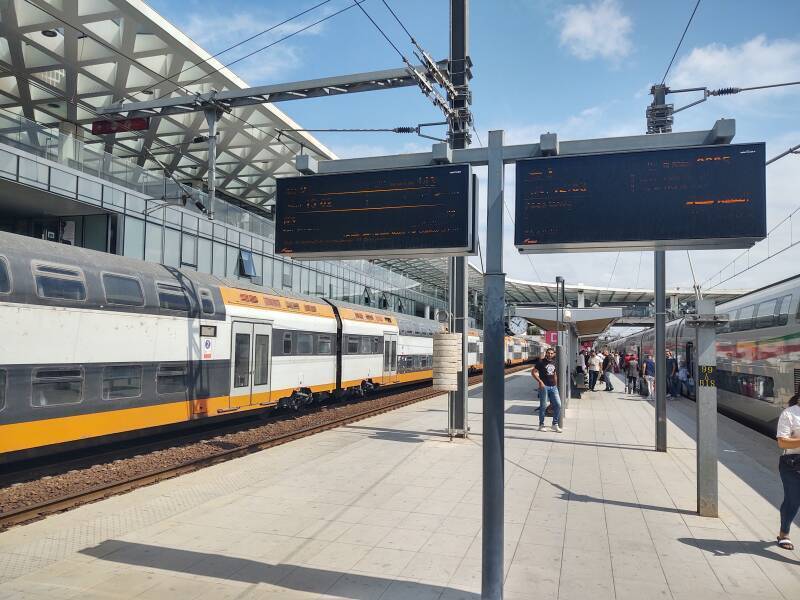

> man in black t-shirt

[{"left": 531, "top": 347, "right": 562, "bottom": 432}]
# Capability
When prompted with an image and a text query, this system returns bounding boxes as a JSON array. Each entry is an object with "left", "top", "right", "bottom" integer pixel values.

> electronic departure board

[
  {"left": 276, "top": 164, "right": 474, "bottom": 258},
  {"left": 515, "top": 143, "right": 766, "bottom": 253}
]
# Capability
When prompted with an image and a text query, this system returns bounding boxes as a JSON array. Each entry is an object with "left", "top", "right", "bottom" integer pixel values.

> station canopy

[
  {"left": 373, "top": 258, "right": 748, "bottom": 308},
  {"left": 0, "top": 0, "right": 335, "bottom": 208}
]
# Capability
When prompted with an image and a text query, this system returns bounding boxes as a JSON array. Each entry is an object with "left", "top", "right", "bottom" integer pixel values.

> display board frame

[
  {"left": 514, "top": 142, "right": 766, "bottom": 254},
  {"left": 275, "top": 163, "right": 476, "bottom": 259}
]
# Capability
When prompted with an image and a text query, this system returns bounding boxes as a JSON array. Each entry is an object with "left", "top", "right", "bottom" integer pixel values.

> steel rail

[{"left": 0, "top": 365, "right": 531, "bottom": 530}]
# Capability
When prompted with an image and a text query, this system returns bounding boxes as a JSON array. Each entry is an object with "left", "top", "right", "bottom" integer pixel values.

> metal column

[
  {"left": 694, "top": 298, "right": 719, "bottom": 517},
  {"left": 449, "top": 0, "right": 469, "bottom": 436},
  {"left": 654, "top": 250, "right": 667, "bottom": 451},
  {"left": 482, "top": 129, "right": 505, "bottom": 600},
  {"left": 204, "top": 108, "right": 220, "bottom": 220}
]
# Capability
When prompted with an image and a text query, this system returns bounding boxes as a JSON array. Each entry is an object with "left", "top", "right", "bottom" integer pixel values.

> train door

[
  {"left": 229, "top": 321, "right": 272, "bottom": 409},
  {"left": 383, "top": 333, "right": 398, "bottom": 384}
]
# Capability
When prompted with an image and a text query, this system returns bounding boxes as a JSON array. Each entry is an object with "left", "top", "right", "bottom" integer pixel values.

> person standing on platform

[
  {"left": 666, "top": 350, "right": 679, "bottom": 398},
  {"left": 587, "top": 350, "right": 602, "bottom": 391},
  {"left": 625, "top": 354, "right": 639, "bottom": 394},
  {"left": 602, "top": 350, "right": 615, "bottom": 391},
  {"left": 532, "top": 347, "right": 562, "bottom": 433},
  {"left": 776, "top": 392, "right": 800, "bottom": 551},
  {"left": 643, "top": 354, "right": 656, "bottom": 398}
]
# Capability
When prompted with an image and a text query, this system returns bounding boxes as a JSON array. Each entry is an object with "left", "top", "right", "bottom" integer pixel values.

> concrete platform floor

[{"left": 1, "top": 372, "right": 799, "bottom": 599}]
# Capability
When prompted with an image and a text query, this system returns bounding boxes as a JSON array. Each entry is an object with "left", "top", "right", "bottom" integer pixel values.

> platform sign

[
  {"left": 91, "top": 117, "right": 150, "bottom": 135},
  {"left": 275, "top": 164, "right": 474, "bottom": 259},
  {"left": 515, "top": 143, "right": 766, "bottom": 253}
]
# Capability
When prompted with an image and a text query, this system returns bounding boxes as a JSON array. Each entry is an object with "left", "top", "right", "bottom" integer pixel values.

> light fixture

[
  {"left": 47, "top": 102, "right": 60, "bottom": 109},
  {"left": 41, "top": 29, "right": 58, "bottom": 38},
  {"left": 139, "top": 89, "right": 154, "bottom": 96}
]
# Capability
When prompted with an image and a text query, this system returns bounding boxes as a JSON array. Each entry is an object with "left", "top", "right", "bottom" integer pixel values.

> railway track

[{"left": 0, "top": 364, "right": 531, "bottom": 530}]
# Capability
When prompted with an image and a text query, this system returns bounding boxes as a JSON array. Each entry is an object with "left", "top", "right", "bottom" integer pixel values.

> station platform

[{"left": 1, "top": 372, "right": 798, "bottom": 600}]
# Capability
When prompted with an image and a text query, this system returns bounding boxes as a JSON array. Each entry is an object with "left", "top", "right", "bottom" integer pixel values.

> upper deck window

[
  {"left": 103, "top": 273, "right": 145, "bottom": 307},
  {"left": 199, "top": 289, "right": 215, "bottom": 315},
  {"left": 0, "top": 257, "right": 9, "bottom": 294},
  {"left": 157, "top": 282, "right": 190, "bottom": 312},
  {"left": 33, "top": 262, "right": 86, "bottom": 301}
]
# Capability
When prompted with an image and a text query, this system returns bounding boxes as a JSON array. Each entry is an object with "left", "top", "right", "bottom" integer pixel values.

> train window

[
  {"left": 297, "top": 333, "right": 313, "bottom": 355},
  {"left": 31, "top": 368, "right": 83, "bottom": 407},
  {"left": 102, "top": 274, "right": 145, "bottom": 307},
  {"left": 254, "top": 334, "right": 270, "bottom": 385},
  {"left": 283, "top": 332, "right": 293, "bottom": 355},
  {"left": 755, "top": 299, "right": 778, "bottom": 329},
  {"left": 735, "top": 305, "right": 755, "bottom": 332},
  {"left": 199, "top": 289, "right": 215, "bottom": 315},
  {"left": 373, "top": 337, "right": 381, "bottom": 354},
  {"left": 33, "top": 263, "right": 86, "bottom": 301},
  {"left": 157, "top": 364, "right": 187, "bottom": 394},
  {"left": 468, "top": 343, "right": 478, "bottom": 353},
  {"left": 233, "top": 334, "right": 250, "bottom": 388},
  {"left": 360, "top": 336, "right": 372, "bottom": 354},
  {"left": 0, "top": 369, "right": 5, "bottom": 411},
  {"left": 317, "top": 335, "right": 332, "bottom": 355},
  {"left": 347, "top": 335, "right": 360, "bottom": 354},
  {"left": 0, "top": 257, "right": 10, "bottom": 294},
  {"left": 777, "top": 295, "right": 792, "bottom": 326},
  {"left": 717, "top": 369, "right": 774, "bottom": 401},
  {"left": 102, "top": 365, "right": 143, "bottom": 400},
  {"left": 157, "top": 282, "right": 190, "bottom": 312}
]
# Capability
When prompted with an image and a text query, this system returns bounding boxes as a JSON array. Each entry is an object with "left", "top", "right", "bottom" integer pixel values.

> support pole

[
  {"left": 482, "top": 129, "right": 505, "bottom": 600},
  {"left": 449, "top": 0, "right": 469, "bottom": 437},
  {"left": 204, "top": 108, "right": 220, "bottom": 220},
  {"left": 655, "top": 250, "right": 667, "bottom": 451},
  {"left": 694, "top": 298, "right": 719, "bottom": 516}
]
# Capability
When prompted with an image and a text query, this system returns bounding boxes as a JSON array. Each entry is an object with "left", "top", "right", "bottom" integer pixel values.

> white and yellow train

[{"left": 0, "top": 232, "right": 537, "bottom": 463}]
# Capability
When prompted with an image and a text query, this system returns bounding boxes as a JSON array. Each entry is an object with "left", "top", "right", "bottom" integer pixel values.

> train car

[
  {"left": 0, "top": 232, "right": 440, "bottom": 463},
  {"left": 467, "top": 329, "right": 483, "bottom": 373},
  {"left": 609, "top": 274, "right": 800, "bottom": 434}
]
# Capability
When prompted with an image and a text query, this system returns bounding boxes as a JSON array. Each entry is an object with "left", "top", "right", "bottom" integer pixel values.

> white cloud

[
  {"left": 669, "top": 35, "right": 800, "bottom": 92},
  {"left": 556, "top": 0, "right": 632, "bottom": 62}
]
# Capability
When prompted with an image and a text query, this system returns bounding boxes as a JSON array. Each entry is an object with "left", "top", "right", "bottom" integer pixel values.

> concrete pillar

[
  {"left": 577, "top": 289, "right": 585, "bottom": 308},
  {"left": 424, "top": 305, "right": 431, "bottom": 319}
]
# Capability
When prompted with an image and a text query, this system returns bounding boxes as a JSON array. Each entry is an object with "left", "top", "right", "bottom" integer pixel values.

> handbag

[{"left": 781, "top": 454, "right": 800, "bottom": 472}]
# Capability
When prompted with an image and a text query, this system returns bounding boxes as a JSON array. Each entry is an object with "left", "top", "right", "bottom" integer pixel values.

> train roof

[
  {"left": 716, "top": 272, "right": 800, "bottom": 308},
  {"left": 0, "top": 231, "right": 445, "bottom": 327}
]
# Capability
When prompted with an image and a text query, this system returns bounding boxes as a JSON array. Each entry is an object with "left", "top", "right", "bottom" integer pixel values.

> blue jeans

[
  {"left": 539, "top": 385, "right": 561, "bottom": 426},
  {"left": 779, "top": 456, "right": 800, "bottom": 534},
  {"left": 668, "top": 375, "right": 679, "bottom": 397}
]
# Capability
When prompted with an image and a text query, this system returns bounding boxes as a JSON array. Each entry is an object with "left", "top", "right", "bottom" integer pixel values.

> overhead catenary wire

[
  {"left": 178, "top": 0, "right": 368, "bottom": 94},
  {"left": 140, "top": 0, "right": 336, "bottom": 96},
  {"left": 660, "top": 0, "right": 702, "bottom": 84},
  {"left": 606, "top": 251, "right": 621, "bottom": 290}
]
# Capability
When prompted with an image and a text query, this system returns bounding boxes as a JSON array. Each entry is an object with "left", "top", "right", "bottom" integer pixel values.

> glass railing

[{"left": 0, "top": 109, "right": 274, "bottom": 239}]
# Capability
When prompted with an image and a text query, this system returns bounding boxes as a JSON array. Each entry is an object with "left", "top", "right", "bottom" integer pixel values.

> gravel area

[{"left": 0, "top": 365, "right": 529, "bottom": 521}]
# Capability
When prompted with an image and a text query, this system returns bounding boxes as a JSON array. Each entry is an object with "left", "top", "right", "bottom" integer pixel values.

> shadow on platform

[
  {"left": 678, "top": 537, "right": 800, "bottom": 566},
  {"left": 344, "top": 424, "right": 449, "bottom": 443},
  {"left": 80, "top": 540, "right": 477, "bottom": 598}
]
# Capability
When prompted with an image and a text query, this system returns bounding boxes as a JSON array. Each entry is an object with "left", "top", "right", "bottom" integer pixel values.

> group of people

[
  {"left": 529, "top": 348, "right": 800, "bottom": 555},
  {"left": 575, "top": 348, "right": 686, "bottom": 398}
]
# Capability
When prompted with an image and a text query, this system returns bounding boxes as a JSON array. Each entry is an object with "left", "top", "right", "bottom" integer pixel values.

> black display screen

[
  {"left": 276, "top": 164, "right": 473, "bottom": 258},
  {"left": 515, "top": 143, "right": 766, "bottom": 252}
]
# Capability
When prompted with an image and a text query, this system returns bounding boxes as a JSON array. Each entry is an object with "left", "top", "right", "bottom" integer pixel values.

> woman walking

[{"left": 777, "top": 392, "right": 800, "bottom": 550}]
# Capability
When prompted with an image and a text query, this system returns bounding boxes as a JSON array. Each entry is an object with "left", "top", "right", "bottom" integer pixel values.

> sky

[{"left": 146, "top": 0, "right": 800, "bottom": 293}]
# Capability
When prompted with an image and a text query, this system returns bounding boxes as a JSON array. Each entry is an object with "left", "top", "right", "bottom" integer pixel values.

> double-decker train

[
  {"left": 610, "top": 274, "right": 800, "bottom": 434},
  {"left": 0, "top": 232, "right": 538, "bottom": 463}
]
